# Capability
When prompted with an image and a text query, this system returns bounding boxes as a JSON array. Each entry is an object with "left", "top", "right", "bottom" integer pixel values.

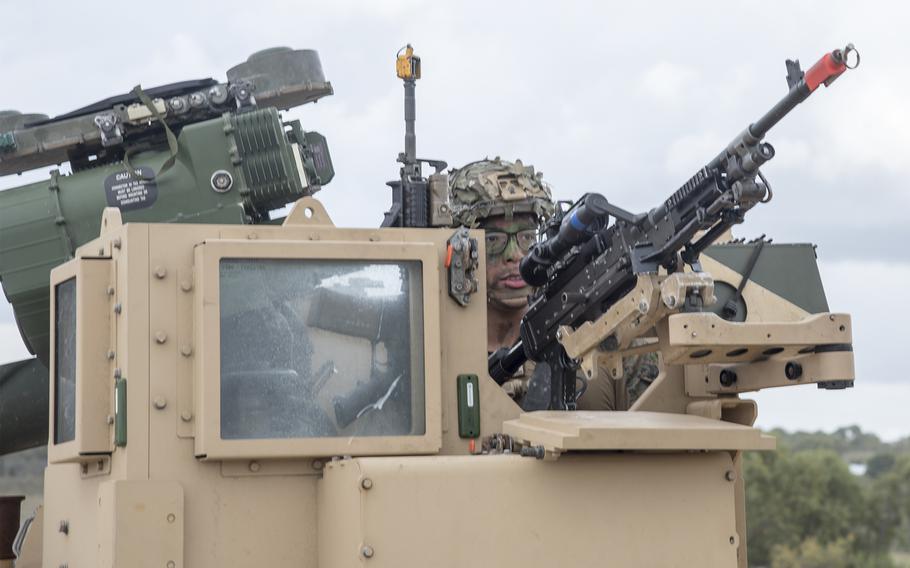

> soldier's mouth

[{"left": 500, "top": 274, "right": 527, "bottom": 289}]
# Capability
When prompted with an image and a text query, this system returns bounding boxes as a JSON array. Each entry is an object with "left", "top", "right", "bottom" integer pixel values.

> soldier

[
  {"left": 448, "top": 157, "right": 659, "bottom": 410},
  {"left": 448, "top": 158, "right": 553, "bottom": 401}
]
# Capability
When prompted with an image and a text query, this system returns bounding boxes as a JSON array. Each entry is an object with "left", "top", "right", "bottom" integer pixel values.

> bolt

[
  {"left": 180, "top": 411, "right": 193, "bottom": 422},
  {"left": 114, "top": 303, "right": 122, "bottom": 314},
  {"left": 58, "top": 519, "right": 69, "bottom": 534},
  {"left": 249, "top": 461, "right": 261, "bottom": 473},
  {"left": 106, "top": 286, "right": 115, "bottom": 296},
  {"left": 691, "top": 331, "right": 697, "bottom": 338},
  {"left": 785, "top": 361, "right": 803, "bottom": 381},
  {"left": 167, "top": 513, "right": 176, "bottom": 523},
  {"left": 180, "top": 280, "right": 193, "bottom": 292},
  {"left": 106, "top": 415, "right": 115, "bottom": 425},
  {"left": 667, "top": 295, "right": 677, "bottom": 308},
  {"left": 167, "top": 562, "right": 176, "bottom": 568},
  {"left": 638, "top": 300, "right": 649, "bottom": 314},
  {"left": 725, "top": 470, "right": 737, "bottom": 482},
  {"left": 112, "top": 237, "right": 121, "bottom": 249},
  {"left": 153, "top": 397, "right": 167, "bottom": 410},
  {"left": 154, "top": 266, "right": 167, "bottom": 279},
  {"left": 113, "top": 368, "right": 122, "bottom": 379},
  {"left": 311, "top": 460, "right": 324, "bottom": 471},
  {"left": 361, "top": 478, "right": 373, "bottom": 490},
  {"left": 107, "top": 350, "right": 115, "bottom": 360},
  {"left": 719, "top": 369, "right": 738, "bottom": 387},
  {"left": 155, "top": 331, "right": 168, "bottom": 344},
  {"left": 180, "top": 344, "right": 193, "bottom": 357},
  {"left": 361, "top": 545, "right": 374, "bottom": 559}
]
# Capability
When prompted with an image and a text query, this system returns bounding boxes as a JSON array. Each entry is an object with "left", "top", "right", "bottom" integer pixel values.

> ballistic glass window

[
  {"left": 219, "top": 258, "right": 425, "bottom": 440},
  {"left": 54, "top": 278, "right": 77, "bottom": 444}
]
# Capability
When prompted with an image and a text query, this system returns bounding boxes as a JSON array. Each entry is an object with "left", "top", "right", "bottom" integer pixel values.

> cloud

[
  {"left": 751, "top": 382, "right": 910, "bottom": 442},
  {"left": 638, "top": 62, "right": 699, "bottom": 107}
]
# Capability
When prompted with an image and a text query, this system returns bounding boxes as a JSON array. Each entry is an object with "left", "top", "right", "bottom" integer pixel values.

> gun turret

[{"left": 489, "top": 44, "right": 860, "bottom": 409}]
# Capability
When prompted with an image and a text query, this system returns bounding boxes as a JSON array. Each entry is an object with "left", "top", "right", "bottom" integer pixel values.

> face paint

[{"left": 480, "top": 214, "right": 540, "bottom": 310}]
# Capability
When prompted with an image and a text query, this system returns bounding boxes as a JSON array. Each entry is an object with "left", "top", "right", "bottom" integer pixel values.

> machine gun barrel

[{"left": 489, "top": 44, "right": 860, "bottom": 397}]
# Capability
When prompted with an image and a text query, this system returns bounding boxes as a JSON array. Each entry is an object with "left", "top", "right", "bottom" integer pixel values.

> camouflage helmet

[{"left": 448, "top": 157, "right": 555, "bottom": 227}]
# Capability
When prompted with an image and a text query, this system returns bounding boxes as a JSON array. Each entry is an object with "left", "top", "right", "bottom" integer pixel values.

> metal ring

[{"left": 843, "top": 43, "right": 861, "bottom": 70}]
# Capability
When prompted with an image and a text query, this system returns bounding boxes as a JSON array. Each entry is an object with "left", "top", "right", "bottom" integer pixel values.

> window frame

[
  {"left": 193, "top": 239, "right": 442, "bottom": 460},
  {"left": 47, "top": 258, "right": 114, "bottom": 464}
]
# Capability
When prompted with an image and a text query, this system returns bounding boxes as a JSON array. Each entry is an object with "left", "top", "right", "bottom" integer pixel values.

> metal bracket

[
  {"left": 94, "top": 112, "right": 123, "bottom": 147},
  {"left": 558, "top": 272, "right": 715, "bottom": 380},
  {"left": 446, "top": 228, "right": 479, "bottom": 306}
]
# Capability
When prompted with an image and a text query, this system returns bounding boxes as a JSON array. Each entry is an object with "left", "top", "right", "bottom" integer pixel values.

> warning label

[{"left": 104, "top": 166, "right": 159, "bottom": 212}]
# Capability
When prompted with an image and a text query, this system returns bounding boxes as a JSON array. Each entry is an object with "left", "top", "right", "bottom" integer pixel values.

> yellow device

[{"left": 396, "top": 44, "right": 421, "bottom": 80}]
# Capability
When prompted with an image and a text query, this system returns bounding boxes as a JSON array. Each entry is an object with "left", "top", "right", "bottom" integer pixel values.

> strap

[{"left": 122, "top": 84, "right": 180, "bottom": 180}]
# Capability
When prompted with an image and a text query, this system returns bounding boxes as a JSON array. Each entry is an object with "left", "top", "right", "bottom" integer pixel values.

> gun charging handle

[{"left": 520, "top": 193, "right": 610, "bottom": 287}]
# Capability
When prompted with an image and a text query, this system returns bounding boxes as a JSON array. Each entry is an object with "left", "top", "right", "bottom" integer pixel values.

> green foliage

[
  {"left": 746, "top": 427, "right": 910, "bottom": 567},
  {"left": 770, "top": 536, "right": 895, "bottom": 568}
]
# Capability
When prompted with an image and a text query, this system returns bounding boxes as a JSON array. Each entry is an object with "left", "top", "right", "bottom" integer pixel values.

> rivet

[
  {"left": 166, "top": 513, "right": 176, "bottom": 523},
  {"left": 155, "top": 331, "right": 168, "bottom": 344},
  {"left": 106, "top": 286, "right": 115, "bottom": 296},
  {"left": 249, "top": 461, "right": 261, "bottom": 473},
  {"left": 361, "top": 545, "right": 374, "bottom": 559},
  {"left": 167, "top": 562, "right": 176, "bottom": 568},
  {"left": 180, "top": 344, "right": 193, "bottom": 357},
  {"left": 725, "top": 470, "right": 736, "bottom": 482},
  {"left": 58, "top": 519, "right": 69, "bottom": 534},
  {"left": 153, "top": 397, "right": 167, "bottom": 410},
  {"left": 154, "top": 266, "right": 167, "bottom": 279},
  {"left": 180, "top": 280, "right": 193, "bottom": 292},
  {"left": 691, "top": 331, "right": 697, "bottom": 338},
  {"left": 180, "top": 411, "right": 193, "bottom": 422},
  {"left": 361, "top": 478, "right": 373, "bottom": 490},
  {"left": 106, "top": 415, "right": 115, "bottom": 425},
  {"left": 113, "top": 368, "right": 122, "bottom": 379},
  {"left": 107, "top": 350, "right": 115, "bottom": 360},
  {"left": 311, "top": 460, "right": 324, "bottom": 471},
  {"left": 114, "top": 303, "right": 122, "bottom": 314},
  {"left": 112, "top": 237, "right": 121, "bottom": 249}
]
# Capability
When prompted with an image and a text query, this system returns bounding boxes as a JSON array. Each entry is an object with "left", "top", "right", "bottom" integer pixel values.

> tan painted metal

[{"left": 29, "top": 197, "right": 854, "bottom": 567}]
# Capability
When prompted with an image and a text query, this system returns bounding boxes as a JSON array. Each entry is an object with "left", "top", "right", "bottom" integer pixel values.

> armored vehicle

[{"left": 0, "top": 45, "right": 858, "bottom": 567}]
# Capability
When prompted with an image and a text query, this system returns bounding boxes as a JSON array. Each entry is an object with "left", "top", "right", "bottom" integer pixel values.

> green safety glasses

[{"left": 484, "top": 228, "right": 538, "bottom": 257}]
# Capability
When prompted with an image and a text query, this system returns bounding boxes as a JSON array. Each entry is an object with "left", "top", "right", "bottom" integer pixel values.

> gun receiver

[{"left": 489, "top": 44, "right": 860, "bottom": 410}]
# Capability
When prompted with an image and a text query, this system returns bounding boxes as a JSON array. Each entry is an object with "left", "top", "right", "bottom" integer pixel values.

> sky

[{"left": 0, "top": 0, "right": 907, "bottom": 440}]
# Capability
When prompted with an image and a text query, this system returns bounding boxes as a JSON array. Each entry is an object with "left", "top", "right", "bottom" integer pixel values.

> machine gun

[
  {"left": 381, "top": 44, "right": 450, "bottom": 228},
  {"left": 489, "top": 44, "right": 860, "bottom": 410}
]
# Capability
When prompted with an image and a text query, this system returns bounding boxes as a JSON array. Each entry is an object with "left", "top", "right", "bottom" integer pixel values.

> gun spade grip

[{"left": 805, "top": 52, "right": 847, "bottom": 92}]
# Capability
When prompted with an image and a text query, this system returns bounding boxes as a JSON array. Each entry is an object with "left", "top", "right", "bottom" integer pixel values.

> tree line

[{"left": 745, "top": 426, "right": 910, "bottom": 567}]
